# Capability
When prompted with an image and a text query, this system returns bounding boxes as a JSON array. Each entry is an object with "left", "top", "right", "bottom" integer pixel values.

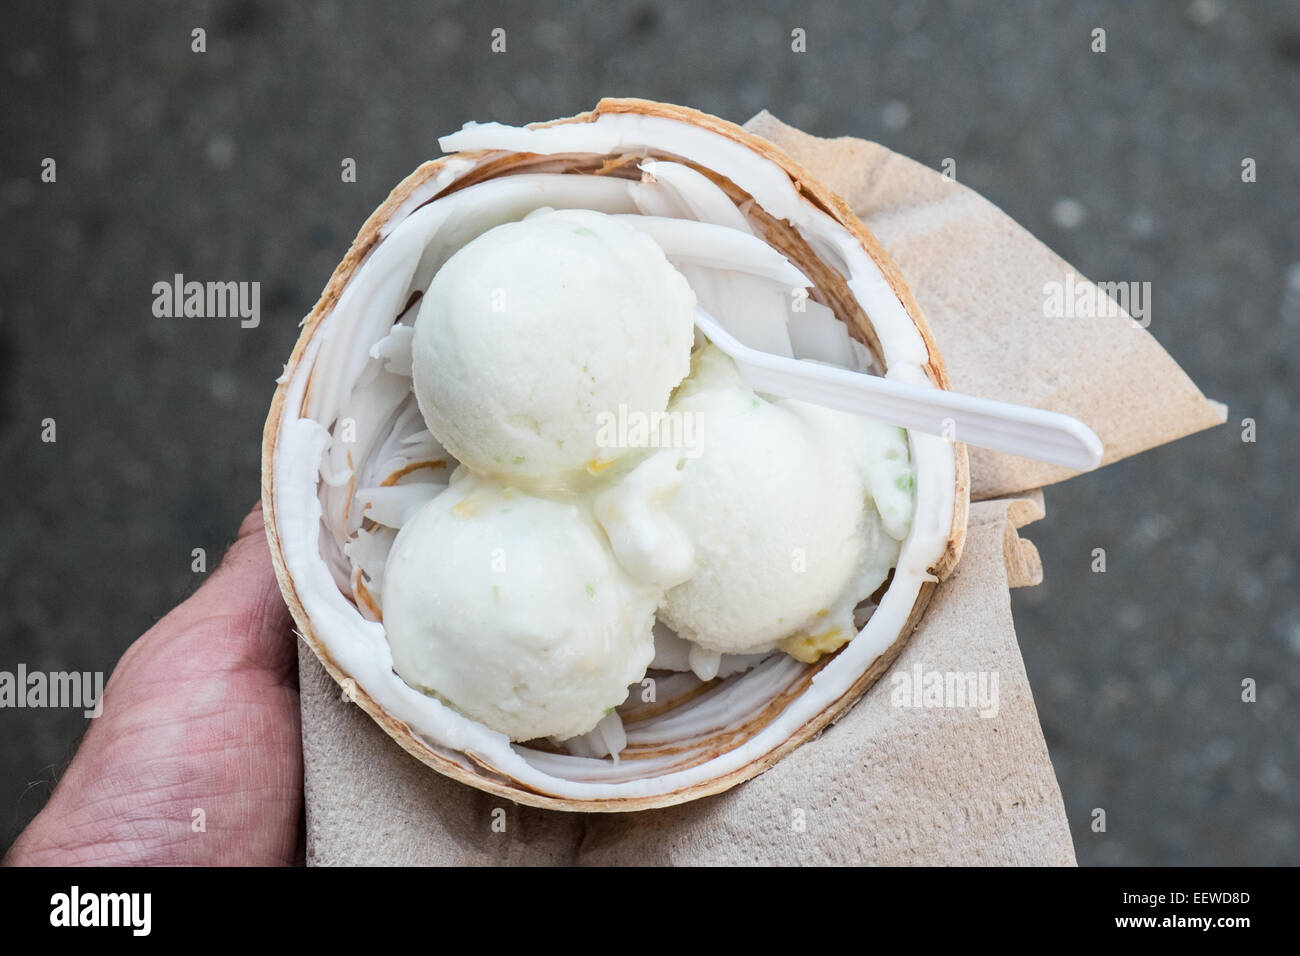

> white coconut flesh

[{"left": 272, "top": 109, "right": 957, "bottom": 799}]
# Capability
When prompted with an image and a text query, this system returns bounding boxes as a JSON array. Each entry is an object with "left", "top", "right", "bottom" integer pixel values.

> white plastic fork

[{"left": 694, "top": 305, "right": 1104, "bottom": 471}]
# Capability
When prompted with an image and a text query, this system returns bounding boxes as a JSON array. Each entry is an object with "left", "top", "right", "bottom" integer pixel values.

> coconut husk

[{"left": 262, "top": 98, "right": 970, "bottom": 810}]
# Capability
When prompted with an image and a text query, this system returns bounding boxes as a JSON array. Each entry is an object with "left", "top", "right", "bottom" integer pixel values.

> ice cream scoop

[
  {"left": 381, "top": 472, "right": 659, "bottom": 741},
  {"left": 647, "top": 345, "right": 907, "bottom": 658},
  {"left": 410, "top": 208, "right": 696, "bottom": 480}
]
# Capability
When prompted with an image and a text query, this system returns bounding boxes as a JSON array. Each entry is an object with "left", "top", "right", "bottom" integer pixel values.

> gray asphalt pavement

[{"left": 1, "top": 0, "right": 1297, "bottom": 864}]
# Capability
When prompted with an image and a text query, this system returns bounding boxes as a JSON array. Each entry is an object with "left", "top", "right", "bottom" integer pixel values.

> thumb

[
  {"left": 200, "top": 500, "right": 296, "bottom": 678},
  {"left": 127, "top": 501, "right": 295, "bottom": 682}
]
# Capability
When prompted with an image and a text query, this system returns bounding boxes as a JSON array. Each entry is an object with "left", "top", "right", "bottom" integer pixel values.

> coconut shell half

[{"left": 262, "top": 98, "right": 970, "bottom": 811}]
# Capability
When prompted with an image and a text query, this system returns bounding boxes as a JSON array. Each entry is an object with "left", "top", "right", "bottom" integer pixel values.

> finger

[
  {"left": 236, "top": 499, "right": 272, "bottom": 542},
  {"left": 127, "top": 502, "right": 295, "bottom": 684}
]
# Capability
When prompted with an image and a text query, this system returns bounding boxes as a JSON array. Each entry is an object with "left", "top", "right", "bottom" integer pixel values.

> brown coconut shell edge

[{"left": 260, "top": 97, "right": 971, "bottom": 812}]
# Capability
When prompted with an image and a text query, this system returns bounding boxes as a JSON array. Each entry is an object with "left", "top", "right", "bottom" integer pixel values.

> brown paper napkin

[
  {"left": 295, "top": 112, "right": 1224, "bottom": 866},
  {"left": 299, "top": 492, "right": 1067, "bottom": 865}
]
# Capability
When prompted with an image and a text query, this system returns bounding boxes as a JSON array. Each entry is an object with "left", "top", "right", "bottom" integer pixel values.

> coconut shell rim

[{"left": 261, "top": 97, "right": 971, "bottom": 811}]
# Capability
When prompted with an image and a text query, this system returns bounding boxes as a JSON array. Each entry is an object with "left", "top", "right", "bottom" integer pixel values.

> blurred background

[{"left": 1, "top": 0, "right": 1297, "bottom": 864}]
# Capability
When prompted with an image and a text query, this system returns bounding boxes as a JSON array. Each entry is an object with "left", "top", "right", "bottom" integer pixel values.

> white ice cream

[
  {"left": 390, "top": 210, "right": 916, "bottom": 738},
  {"left": 382, "top": 472, "right": 658, "bottom": 741},
  {"left": 410, "top": 208, "right": 696, "bottom": 480},
  {"left": 593, "top": 450, "right": 696, "bottom": 589},
  {"left": 798, "top": 401, "right": 917, "bottom": 542},
  {"left": 630, "top": 345, "right": 910, "bottom": 659}
]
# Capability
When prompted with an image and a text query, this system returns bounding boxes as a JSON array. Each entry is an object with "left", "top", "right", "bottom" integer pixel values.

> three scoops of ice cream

[{"left": 380, "top": 207, "right": 916, "bottom": 744}]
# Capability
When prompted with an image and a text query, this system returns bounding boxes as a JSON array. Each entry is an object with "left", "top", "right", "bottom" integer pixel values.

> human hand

[{"left": 3, "top": 504, "right": 302, "bottom": 866}]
